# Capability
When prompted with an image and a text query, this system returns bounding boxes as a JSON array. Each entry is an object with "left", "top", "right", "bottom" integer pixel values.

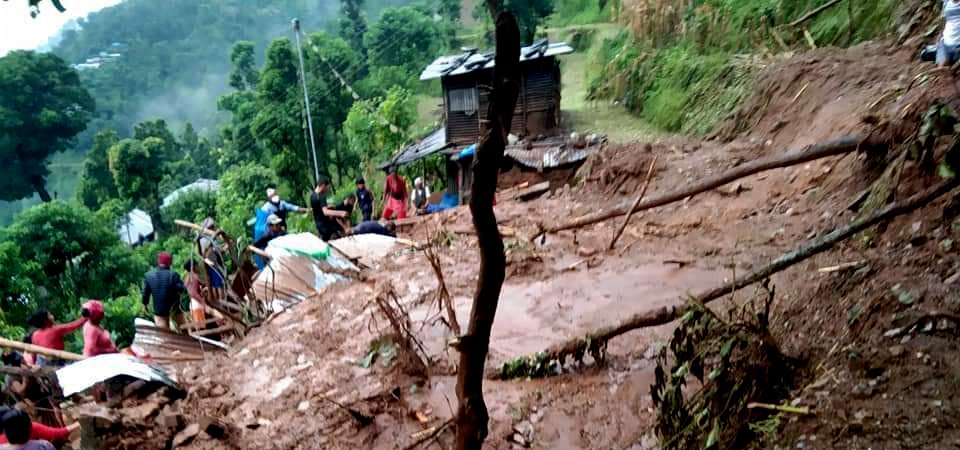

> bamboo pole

[{"left": 0, "top": 337, "right": 85, "bottom": 362}]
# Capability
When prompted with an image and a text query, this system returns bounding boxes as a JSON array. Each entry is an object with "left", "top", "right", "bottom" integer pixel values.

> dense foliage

[
  {"left": 588, "top": 0, "right": 899, "bottom": 134},
  {"left": 0, "top": 50, "right": 95, "bottom": 202}
]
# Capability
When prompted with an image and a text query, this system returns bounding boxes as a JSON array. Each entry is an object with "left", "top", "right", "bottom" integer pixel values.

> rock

[
  {"left": 883, "top": 328, "right": 902, "bottom": 337},
  {"left": 785, "top": 208, "right": 796, "bottom": 216},
  {"left": 576, "top": 246, "right": 598, "bottom": 257},
  {"left": 945, "top": 271, "right": 960, "bottom": 286},
  {"left": 199, "top": 416, "right": 235, "bottom": 440},
  {"left": 159, "top": 412, "right": 185, "bottom": 431},
  {"left": 912, "top": 221, "right": 923, "bottom": 233},
  {"left": 172, "top": 424, "right": 200, "bottom": 448},
  {"left": 297, "top": 400, "right": 310, "bottom": 412},
  {"left": 888, "top": 345, "right": 905, "bottom": 357},
  {"left": 208, "top": 384, "right": 228, "bottom": 397}
]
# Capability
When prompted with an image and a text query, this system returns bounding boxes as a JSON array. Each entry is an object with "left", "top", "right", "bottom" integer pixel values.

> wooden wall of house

[{"left": 443, "top": 56, "right": 562, "bottom": 146}]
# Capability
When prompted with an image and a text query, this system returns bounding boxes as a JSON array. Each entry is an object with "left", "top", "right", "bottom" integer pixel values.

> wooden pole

[
  {"left": 0, "top": 337, "right": 85, "bottom": 362},
  {"left": 538, "top": 134, "right": 886, "bottom": 237},
  {"left": 608, "top": 155, "right": 658, "bottom": 250},
  {"left": 532, "top": 176, "right": 960, "bottom": 367},
  {"left": 455, "top": 9, "right": 522, "bottom": 450}
]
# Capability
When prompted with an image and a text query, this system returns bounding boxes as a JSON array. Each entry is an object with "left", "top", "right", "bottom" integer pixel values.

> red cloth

[
  {"left": 82, "top": 322, "right": 117, "bottom": 357},
  {"left": 82, "top": 299, "right": 105, "bottom": 322},
  {"left": 385, "top": 174, "right": 407, "bottom": 200},
  {"left": 31, "top": 319, "right": 85, "bottom": 351},
  {"left": 382, "top": 197, "right": 407, "bottom": 220},
  {"left": 0, "top": 422, "right": 71, "bottom": 445}
]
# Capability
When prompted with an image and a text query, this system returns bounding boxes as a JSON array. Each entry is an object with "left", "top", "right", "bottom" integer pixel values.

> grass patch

[{"left": 587, "top": 0, "right": 900, "bottom": 135}]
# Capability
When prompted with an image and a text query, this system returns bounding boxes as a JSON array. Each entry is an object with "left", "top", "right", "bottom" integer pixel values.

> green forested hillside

[{"left": 54, "top": 0, "right": 405, "bottom": 142}]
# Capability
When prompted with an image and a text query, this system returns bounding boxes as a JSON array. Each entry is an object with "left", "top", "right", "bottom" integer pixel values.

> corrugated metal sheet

[
  {"left": 420, "top": 41, "right": 574, "bottom": 80},
  {"left": 132, "top": 321, "right": 227, "bottom": 367},
  {"left": 504, "top": 135, "right": 605, "bottom": 170},
  {"left": 378, "top": 127, "right": 452, "bottom": 169}
]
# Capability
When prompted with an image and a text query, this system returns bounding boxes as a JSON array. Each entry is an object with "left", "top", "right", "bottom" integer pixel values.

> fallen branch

[
  {"left": 746, "top": 402, "right": 813, "bottom": 415},
  {"left": 788, "top": 0, "right": 844, "bottom": 27},
  {"left": 0, "top": 337, "right": 84, "bottom": 362},
  {"left": 532, "top": 176, "right": 959, "bottom": 368},
  {"left": 404, "top": 418, "right": 455, "bottom": 450},
  {"left": 537, "top": 134, "right": 885, "bottom": 238},
  {"left": 608, "top": 155, "right": 658, "bottom": 250},
  {"left": 424, "top": 242, "right": 462, "bottom": 336},
  {"left": 817, "top": 260, "right": 866, "bottom": 273}
]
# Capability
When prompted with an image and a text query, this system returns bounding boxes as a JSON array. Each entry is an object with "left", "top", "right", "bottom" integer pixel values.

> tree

[
  {"left": 229, "top": 41, "right": 259, "bottom": 91},
  {"left": 343, "top": 86, "right": 417, "bottom": 167},
  {"left": 252, "top": 38, "right": 312, "bottom": 198},
  {"left": 473, "top": 0, "right": 553, "bottom": 44},
  {"left": 2, "top": 201, "right": 147, "bottom": 321},
  {"left": 134, "top": 119, "right": 181, "bottom": 162},
  {"left": 108, "top": 138, "right": 165, "bottom": 215},
  {"left": 455, "top": 9, "right": 521, "bottom": 450},
  {"left": 338, "top": 0, "right": 368, "bottom": 73},
  {"left": 78, "top": 130, "right": 121, "bottom": 209},
  {"left": 215, "top": 163, "right": 279, "bottom": 238},
  {"left": 365, "top": 6, "right": 441, "bottom": 74},
  {"left": 0, "top": 50, "right": 94, "bottom": 202},
  {"left": 439, "top": 0, "right": 462, "bottom": 22}
]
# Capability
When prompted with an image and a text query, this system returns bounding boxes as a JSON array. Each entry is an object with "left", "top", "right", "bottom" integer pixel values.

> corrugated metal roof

[
  {"left": 161, "top": 178, "right": 219, "bottom": 208},
  {"left": 504, "top": 135, "right": 605, "bottom": 170},
  {"left": 379, "top": 127, "right": 451, "bottom": 169},
  {"left": 132, "top": 320, "right": 227, "bottom": 365},
  {"left": 420, "top": 41, "right": 574, "bottom": 80}
]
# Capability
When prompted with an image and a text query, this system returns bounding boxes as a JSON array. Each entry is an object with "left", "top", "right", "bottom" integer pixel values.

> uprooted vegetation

[{"left": 652, "top": 284, "right": 806, "bottom": 450}]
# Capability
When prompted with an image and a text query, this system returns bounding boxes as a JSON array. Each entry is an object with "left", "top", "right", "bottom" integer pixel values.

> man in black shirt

[{"left": 309, "top": 177, "right": 348, "bottom": 241}]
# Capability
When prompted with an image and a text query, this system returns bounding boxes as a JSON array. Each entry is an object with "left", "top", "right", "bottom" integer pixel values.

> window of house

[{"left": 448, "top": 88, "right": 477, "bottom": 114}]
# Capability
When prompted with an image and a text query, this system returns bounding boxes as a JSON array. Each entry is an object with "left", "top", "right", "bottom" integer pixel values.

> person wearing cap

[
  {"left": 310, "top": 177, "right": 348, "bottom": 241},
  {"left": 141, "top": 251, "right": 187, "bottom": 331},
  {"left": 355, "top": 178, "right": 374, "bottom": 221},
  {"left": 382, "top": 166, "right": 408, "bottom": 220},
  {"left": 27, "top": 310, "right": 86, "bottom": 367},
  {"left": 411, "top": 176, "right": 430, "bottom": 214},
  {"left": 253, "top": 214, "right": 287, "bottom": 250},
  {"left": 261, "top": 187, "right": 307, "bottom": 229},
  {"left": 197, "top": 217, "right": 226, "bottom": 305},
  {"left": 80, "top": 300, "right": 117, "bottom": 357}
]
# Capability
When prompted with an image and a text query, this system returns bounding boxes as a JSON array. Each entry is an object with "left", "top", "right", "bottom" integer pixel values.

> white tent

[{"left": 117, "top": 208, "right": 154, "bottom": 246}]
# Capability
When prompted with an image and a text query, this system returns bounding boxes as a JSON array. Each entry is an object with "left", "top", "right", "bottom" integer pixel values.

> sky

[{"left": 0, "top": 0, "right": 122, "bottom": 56}]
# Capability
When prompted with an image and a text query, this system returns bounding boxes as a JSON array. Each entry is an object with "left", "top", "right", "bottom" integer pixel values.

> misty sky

[{"left": 0, "top": 0, "right": 121, "bottom": 56}]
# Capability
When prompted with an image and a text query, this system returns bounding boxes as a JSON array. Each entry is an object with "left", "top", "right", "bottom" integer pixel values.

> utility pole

[{"left": 292, "top": 18, "right": 321, "bottom": 184}]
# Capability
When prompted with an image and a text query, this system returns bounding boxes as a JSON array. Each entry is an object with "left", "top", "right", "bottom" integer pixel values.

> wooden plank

[{"left": 0, "top": 337, "right": 84, "bottom": 362}]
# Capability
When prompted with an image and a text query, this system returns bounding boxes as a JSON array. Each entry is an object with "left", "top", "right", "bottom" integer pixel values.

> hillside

[{"left": 53, "top": 0, "right": 407, "bottom": 142}]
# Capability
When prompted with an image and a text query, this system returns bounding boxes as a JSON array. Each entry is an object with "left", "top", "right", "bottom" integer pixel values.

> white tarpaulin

[
  {"left": 56, "top": 353, "right": 177, "bottom": 396},
  {"left": 117, "top": 208, "right": 154, "bottom": 245}
]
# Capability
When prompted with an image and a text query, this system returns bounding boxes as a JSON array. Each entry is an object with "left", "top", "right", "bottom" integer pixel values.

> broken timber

[
  {"left": 536, "top": 133, "right": 887, "bottom": 238},
  {"left": 0, "top": 337, "right": 85, "bottom": 362},
  {"left": 528, "top": 175, "right": 960, "bottom": 368}
]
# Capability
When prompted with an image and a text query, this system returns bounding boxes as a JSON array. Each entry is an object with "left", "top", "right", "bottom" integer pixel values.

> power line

[{"left": 292, "top": 18, "right": 321, "bottom": 184}]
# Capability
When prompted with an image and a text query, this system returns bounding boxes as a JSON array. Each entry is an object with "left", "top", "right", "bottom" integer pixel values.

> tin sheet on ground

[{"left": 56, "top": 353, "right": 178, "bottom": 396}]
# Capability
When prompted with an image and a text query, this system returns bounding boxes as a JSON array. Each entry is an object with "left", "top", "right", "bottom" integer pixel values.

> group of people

[{"left": 255, "top": 169, "right": 430, "bottom": 245}]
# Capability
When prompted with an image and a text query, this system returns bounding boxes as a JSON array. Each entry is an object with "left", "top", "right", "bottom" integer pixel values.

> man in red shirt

[
  {"left": 27, "top": 310, "right": 85, "bottom": 367},
  {"left": 382, "top": 166, "right": 408, "bottom": 220},
  {"left": 81, "top": 300, "right": 117, "bottom": 357}
]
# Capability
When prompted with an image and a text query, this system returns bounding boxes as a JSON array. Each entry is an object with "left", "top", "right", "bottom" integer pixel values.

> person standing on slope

[
  {"left": 939, "top": 0, "right": 960, "bottom": 66},
  {"left": 382, "top": 166, "right": 408, "bottom": 220}
]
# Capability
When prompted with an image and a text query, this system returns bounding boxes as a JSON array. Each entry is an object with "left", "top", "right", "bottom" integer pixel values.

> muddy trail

[{"left": 108, "top": 39, "right": 960, "bottom": 450}]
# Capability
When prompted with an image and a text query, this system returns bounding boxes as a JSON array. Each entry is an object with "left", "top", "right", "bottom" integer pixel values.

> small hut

[{"left": 382, "top": 40, "right": 603, "bottom": 205}]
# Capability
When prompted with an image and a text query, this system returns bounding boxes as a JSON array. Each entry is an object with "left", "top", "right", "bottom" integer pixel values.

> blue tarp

[
  {"left": 424, "top": 192, "right": 459, "bottom": 214},
  {"left": 459, "top": 144, "right": 476, "bottom": 159}
]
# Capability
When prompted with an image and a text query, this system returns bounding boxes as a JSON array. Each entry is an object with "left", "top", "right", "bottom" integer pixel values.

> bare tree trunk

[
  {"left": 531, "top": 176, "right": 960, "bottom": 367},
  {"left": 454, "top": 9, "right": 521, "bottom": 450},
  {"left": 539, "top": 133, "right": 887, "bottom": 237},
  {"left": 30, "top": 174, "right": 52, "bottom": 202}
]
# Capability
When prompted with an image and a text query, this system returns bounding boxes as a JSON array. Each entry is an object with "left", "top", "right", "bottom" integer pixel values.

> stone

[
  {"left": 888, "top": 345, "right": 905, "bottom": 357},
  {"left": 172, "top": 424, "right": 200, "bottom": 448}
]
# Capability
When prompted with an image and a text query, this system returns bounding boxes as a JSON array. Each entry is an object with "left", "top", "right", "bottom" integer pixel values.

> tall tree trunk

[
  {"left": 30, "top": 174, "right": 52, "bottom": 202},
  {"left": 455, "top": 9, "right": 521, "bottom": 450}
]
